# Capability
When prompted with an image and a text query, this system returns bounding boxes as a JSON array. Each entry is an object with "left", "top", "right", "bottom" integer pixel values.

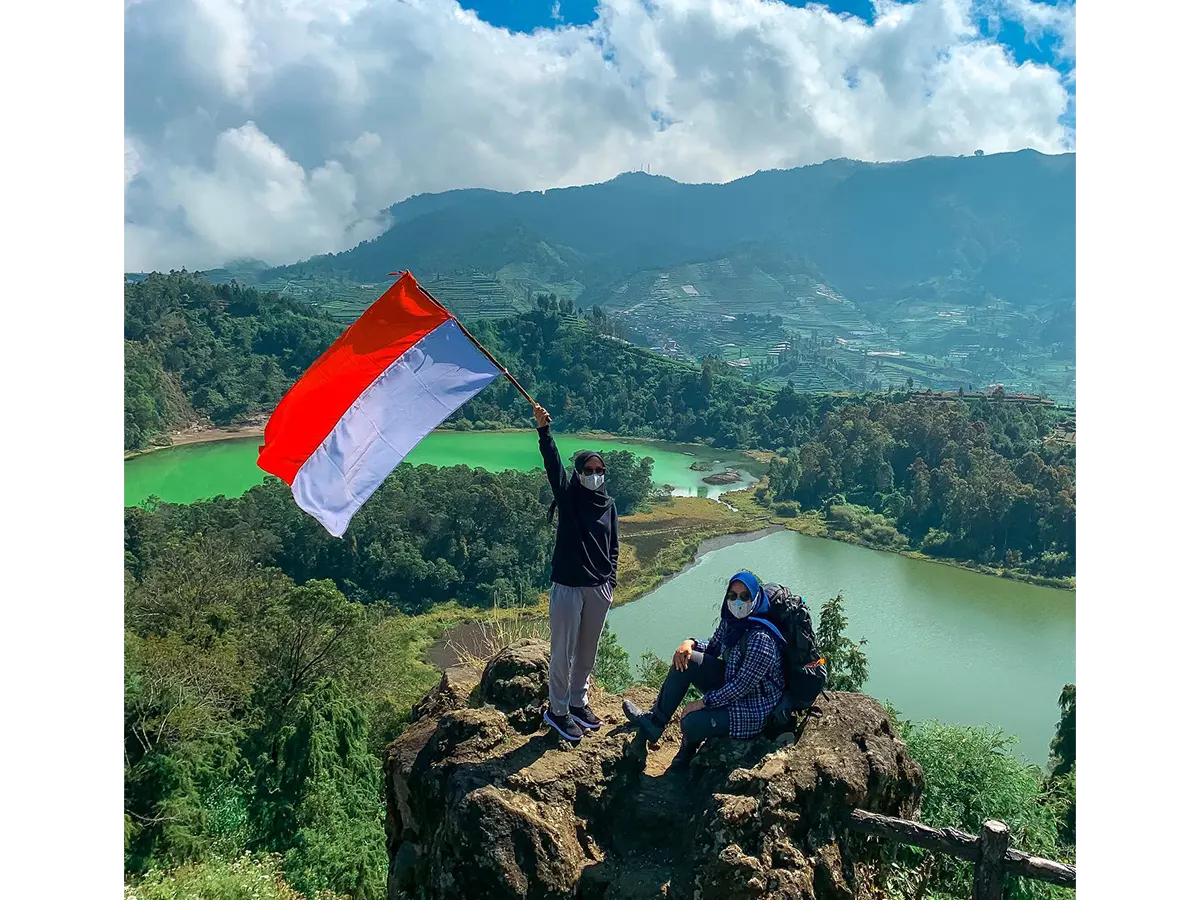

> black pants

[{"left": 655, "top": 652, "right": 733, "bottom": 745}]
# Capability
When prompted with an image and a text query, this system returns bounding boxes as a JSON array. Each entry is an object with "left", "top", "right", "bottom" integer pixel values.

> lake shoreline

[
  {"left": 125, "top": 430, "right": 1071, "bottom": 593},
  {"left": 615, "top": 525, "right": 785, "bottom": 607},
  {"left": 124, "top": 422, "right": 741, "bottom": 461}
]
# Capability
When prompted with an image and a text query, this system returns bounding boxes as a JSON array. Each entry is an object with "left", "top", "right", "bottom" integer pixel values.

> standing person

[
  {"left": 622, "top": 570, "right": 785, "bottom": 771},
  {"left": 533, "top": 401, "right": 619, "bottom": 742}
]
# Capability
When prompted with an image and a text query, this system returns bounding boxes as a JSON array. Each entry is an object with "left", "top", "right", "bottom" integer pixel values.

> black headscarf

[{"left": 548, "top": 449, "right": 614, "bottom": 522}]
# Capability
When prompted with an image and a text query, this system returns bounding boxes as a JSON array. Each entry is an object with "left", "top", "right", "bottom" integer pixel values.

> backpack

[{"left": 742, "top": 583, "right": 828, "bottom": 716}]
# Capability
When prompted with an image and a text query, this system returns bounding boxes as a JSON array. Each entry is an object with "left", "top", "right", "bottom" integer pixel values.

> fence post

[{"left": 973, "top": 819, "right": 1011, "bottom": 900}]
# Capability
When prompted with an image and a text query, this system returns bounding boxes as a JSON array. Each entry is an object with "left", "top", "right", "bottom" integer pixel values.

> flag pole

[{"left": 390, "top": 271, "right": 538, "bottom": 407}]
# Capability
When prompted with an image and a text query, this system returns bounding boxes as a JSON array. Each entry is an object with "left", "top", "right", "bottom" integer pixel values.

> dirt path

[
  {"left": 170, "top": 424, "right": 266, "bottom": 447},
  {"left": 124, "top": 423, "right": 267, "bottom": 459}
]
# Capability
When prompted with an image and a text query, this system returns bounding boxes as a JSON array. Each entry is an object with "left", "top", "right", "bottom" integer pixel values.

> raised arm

[
  {"left": 702, "top": 630, "right": 778, "bottom": 709},
  {"left": 533, "top": 403, "right": 569, "bottom": 502},
  {"left": 608, "top": 506, "right": 619, "bottom": 587}
]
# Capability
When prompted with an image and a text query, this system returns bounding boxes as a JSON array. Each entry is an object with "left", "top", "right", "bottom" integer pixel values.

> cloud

[
  {"left": 998, "top": 0, "right": 1076, "bottom": 60},
  {"left": 124, "top": 0, "right": 1075, "bottom": 271}
]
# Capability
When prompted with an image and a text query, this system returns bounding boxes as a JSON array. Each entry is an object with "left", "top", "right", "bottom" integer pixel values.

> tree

[
  {"left": 251, "top": 579, "right": 371, "bottom": 712},
  {"left": 1049, "top": 684, "right": 1075, "bottom": 778},
  {"left": 816, "top": 593, "right": 869, "bottom": 692},
  {"left": 1047, "top": 683, "right": 1076, "bottom": 845},
  {"left": 592, "top": 623, "right": 632, "bottom": 692},
  {"left": 603, "top": 450, "right": 656, "bottom": 515},
  {"left": 247, "top": 680, "right": 386, "bottom": 900}
]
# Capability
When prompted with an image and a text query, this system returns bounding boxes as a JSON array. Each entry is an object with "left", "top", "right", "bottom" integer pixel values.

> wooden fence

[{"left": 848, "top": 809, "right": 1076, "bottom": 900}]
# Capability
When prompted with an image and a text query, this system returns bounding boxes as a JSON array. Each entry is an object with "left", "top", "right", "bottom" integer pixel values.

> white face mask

[
  {"left": 581, "top": 473, "right": 605, "bottom": 491},
  {"left": 726, "top": 596, "right": 753, "bottom": 619}
]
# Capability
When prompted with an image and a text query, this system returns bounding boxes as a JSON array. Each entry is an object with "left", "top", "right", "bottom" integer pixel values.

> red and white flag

[{"left": 257, "top": 272, "right": 500, "bottom": 536}]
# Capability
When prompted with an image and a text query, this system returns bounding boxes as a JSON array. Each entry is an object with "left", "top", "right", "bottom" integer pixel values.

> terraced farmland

[{"left": 420, "top": 273, "right": 524, "bottom": 319}]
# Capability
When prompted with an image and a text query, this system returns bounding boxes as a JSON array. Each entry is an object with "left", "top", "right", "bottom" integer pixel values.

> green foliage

[
  {"left": 824, "top": 503, "right": 908, "bottom": 549},
  {"left": 248, "top": 680, "right": 385, "bottom": 900},
  {"left": 125, "top": 465, "right": 554, "bottom": 613},
  {"left": 592, "top": 623, "right": 633, "bottom": 693},
  {"left": 602, "top": 449, "right": 656, "bottom": 515},
  {"left": 124, "top": 277, "right": 1074, "bottom": 579},
  {"left": 816, "top": 593, "right": 869, "bottom": 692},
  {"left": 123, "top": 520, "right": 440, "bottom": 899},
  {"left": 766, "top": 398, "right": 1075, "bottom": 576},
  {"left": 1048, "top": 684, "right": 1076, "bottom": 778},
  {"left": 773, "top": 501, "right": 800, "bottom": 518},
  {"left": 1044, "top": 763, "right": 1076, "bottom": 847},
  {"left": 892, "top": 722, "right": 1073, "bottom": 900},
  {"left": 124, "top": 272, "right": 341, "bottom": 449},
  {"left": 124, "top": 852, "right": 341, "bottom": 900},
  {"left": 1047, "top": 684, "right": 1077, "bottom": 844},
  {"left": 445, "top": 308, "right": 822, "bottom": 449},
  {"left": 635, "top": 651, "right": 672, "bottom": 690}
]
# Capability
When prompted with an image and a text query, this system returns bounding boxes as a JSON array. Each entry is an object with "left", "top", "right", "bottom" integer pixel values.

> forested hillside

[
  {"left": 124, "top": 278, "right": 1074, "bottom": 579},
  {"left": 273, "top": 151, "right": 1074, "bottom": 310},
  {"left": 124, "top": 272, "right": 341, "bottom": 450},
  {"left": 211, "top": 151, "right": 1074, "bottom": 399}
]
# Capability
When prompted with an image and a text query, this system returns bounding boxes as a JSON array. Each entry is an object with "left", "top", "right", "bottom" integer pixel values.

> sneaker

[
  {"left": 622, "top": 699, "right": 665, "bottom": 743},
  {"left": 570, "top": 704, "right": 602, "bottom": 730},
  {"left": 543, "top": 709, "right": 583, "bottom": 742}
]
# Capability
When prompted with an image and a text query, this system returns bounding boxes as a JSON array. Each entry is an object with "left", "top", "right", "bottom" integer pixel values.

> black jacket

[{"left": 538, "top": 427, "right": 619, "bottom": 588}]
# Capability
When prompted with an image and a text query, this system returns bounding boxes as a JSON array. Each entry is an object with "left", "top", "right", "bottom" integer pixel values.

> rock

[
  {"left": 412, "top": 665, "right": 477, "bottom": 720},
  {"left": 480, "top": 638, "right": 552, "bottom": 731},
  {"left": 384, "top": 641, "right": 923, "bottom": 900}
]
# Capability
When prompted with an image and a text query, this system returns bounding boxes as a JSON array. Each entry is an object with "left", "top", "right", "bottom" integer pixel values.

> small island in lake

[
  {"left": 702, "top": 468, "right": 741, "bottom": 485},
  {"left": 688, "top": 461, "right": 713, "bottom": 472}
]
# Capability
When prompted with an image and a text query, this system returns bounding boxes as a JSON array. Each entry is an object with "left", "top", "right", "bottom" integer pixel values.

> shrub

[
  {"left": 773, "top": 501, "right": 800, "bottom": 518},
  {"left": 124, "top": 853, "right": 344, "bottom": 900},
  {"left": 887, "top": 722, "right": 1073, "bottom": 900}
]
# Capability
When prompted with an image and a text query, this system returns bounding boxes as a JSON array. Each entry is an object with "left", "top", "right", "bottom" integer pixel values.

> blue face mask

[{"left": 581, "top": 473, "right": 605, "bottom": 491}]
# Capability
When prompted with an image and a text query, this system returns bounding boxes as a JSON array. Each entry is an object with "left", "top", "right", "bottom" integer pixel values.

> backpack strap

[{"left": 746, "top": 615, "right": 786, "bottom": 646}]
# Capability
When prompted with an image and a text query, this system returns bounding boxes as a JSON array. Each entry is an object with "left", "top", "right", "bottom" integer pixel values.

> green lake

[
  {"left": 124, "top": 431, "right": 762, "bottom": 507},
  {"left": 607, "top": 529, "right": 1075, "bottom": 764}
]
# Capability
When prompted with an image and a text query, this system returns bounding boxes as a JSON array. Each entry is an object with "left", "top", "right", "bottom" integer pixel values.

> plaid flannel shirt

[{"left": 693, "top": 619, "right": 784, "bottom": 739}]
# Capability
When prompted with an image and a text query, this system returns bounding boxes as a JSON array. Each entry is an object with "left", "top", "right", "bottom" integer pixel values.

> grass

[
  {"left": 613, "top": 495, "right": 769, "bottom": 606},
  {"left": 125, "top": 853, "right": 344, "bottom": 900},
  {"left": 443, "top": 603, "right": 551, "bottom": 673}
]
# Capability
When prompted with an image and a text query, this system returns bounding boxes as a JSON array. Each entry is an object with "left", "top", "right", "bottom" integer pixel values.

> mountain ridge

[{"left": 267, "top": 150, "right": 1074, "bottom": 301}]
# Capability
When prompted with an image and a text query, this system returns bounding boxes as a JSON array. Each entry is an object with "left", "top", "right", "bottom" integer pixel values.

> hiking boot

[
  {"left": 543, "top": 709, "right": 583, "bottom": 742},
  {"left": 570, "top": 704, "right": 602, "bottom": 731},
  {"left": 622, "top": 699, "right": 665, "bottom": 742},
  {"left": 667, "top": 741, "right": 698, "bottom": 773}
]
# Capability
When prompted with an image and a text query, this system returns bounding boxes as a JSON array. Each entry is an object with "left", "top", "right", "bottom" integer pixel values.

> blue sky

[
  {"left": 462, "top": 0, "right": 1071, "bottom": 65},
  {"left": 454, "top": 0, "right": 1076, "bottom": 147}
]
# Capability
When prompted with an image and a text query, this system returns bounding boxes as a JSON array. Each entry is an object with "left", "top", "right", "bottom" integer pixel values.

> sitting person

[{"left": 623, "top": 570, "right": 785, "bottom": 771}]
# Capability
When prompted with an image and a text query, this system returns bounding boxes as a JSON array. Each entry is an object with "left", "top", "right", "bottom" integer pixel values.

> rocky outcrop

[{"left": 384, "top": 640, "right": 923, "bottom": 900}]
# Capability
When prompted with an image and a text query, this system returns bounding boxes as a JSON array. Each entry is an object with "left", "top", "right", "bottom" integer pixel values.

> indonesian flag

[{"left": 257, "top": 272, "right": 500, "bottom": 537}]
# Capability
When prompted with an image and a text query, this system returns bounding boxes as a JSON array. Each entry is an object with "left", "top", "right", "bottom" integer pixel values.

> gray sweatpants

[{"left": 548, "top": 581, "right": 614, "bottom": 716}]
